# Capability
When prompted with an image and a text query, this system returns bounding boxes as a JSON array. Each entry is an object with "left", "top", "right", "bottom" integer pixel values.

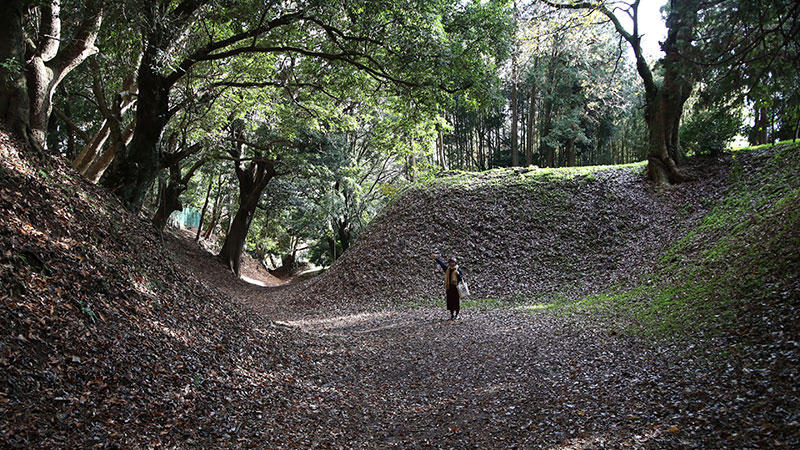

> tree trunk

[
  {"left": 407, "top": 136, "right": 416, "bottom": 182},
  {"left": 85, "top": 117, "right": 135, "bottom": 182},
  {"left": 437, "top": 127, "right": 446, "bottom": 170},
  {"left": 217, "top": 136, "right": 277, "bottom": 276},
  {"left": 478, "top": 121, "right": 485, "bottom": 170},
  {"left": 281, "top": 245, "right": 298, "bottom": 274},
  {"left": 72, "top": 67, "right": 137, "bottom": 173},
  {"left": 752, "top": 106, "right": 769, "bottom": 145},
  {"left": 100, "top": 2, "right": 189, "bottom": 211},
  {"left": 218, "top": 200, "right": 256, "bottom": 276},
  {"left": 628, "top": 0, "right": 694, "bottom": 184},
  {"left": 73, "top": 99, "right": 135, "bottom": 175},
  {"left": 152, "top": 182, "right": 182, "bottom": 231},
  {"left": 337, "top": 221, "right": 352, "bottom": 253},
  {"left": 642, "top": 1, "right": 695, "bottom": 184},
  {"left": 204, "top": 180, "right": 224, "bottom": 239},
  {"left": 73, "top": 119, "right": 110, "bottom": 171},
  {"left": 195, "top": 175, "right": 214, "bottom": 241},
  {"left": 63, "top": 103, "right": 76, "bottom": 158},
  {"left": 541, "top": 110, "right": 554, "bottom": 167},
  {"left": 526, "top": 82, "right": 535, "bottom": 166},
  {"left": 150, "top": 149, "right": 205, "bottom": 232},
  {"left": 26, "top": 0, "right": 102, "bottom": 150},
  {"left": 566, "top": 139, "right": 576, "bottom": 167},
  {"left": 26, "top": 58, "right": 55, "bottom": 150},
  {"left": 510, "top": 71, "right": 519, "bottom": 167},
  {"left": 0, "top": 0, "right": 30, "bottom": 139},
  {"left": 645, "top": 91, "right": 687, "bottom": 184},
  {"left": 102, "top": 53, "right": 171, "bottom": 209}
]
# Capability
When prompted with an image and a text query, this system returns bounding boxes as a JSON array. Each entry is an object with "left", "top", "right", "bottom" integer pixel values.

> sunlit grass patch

[
  {"left": 729, "top": 139, "right": 798, "bottom": 152},
  {"left": 515, "top": 302, "right": 556, "bottom": 312},
  {"left": 416, "top": 160, "right": 649, "bottom": 191},
  {"left": 540, "top": 142, "right": 800, "bottom": 340}
]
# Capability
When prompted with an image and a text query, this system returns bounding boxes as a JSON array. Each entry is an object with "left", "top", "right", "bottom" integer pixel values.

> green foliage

[
  {"left": 680, "top": 104, "right": 742, "bottom": 156},
  {"left": 691, "top": 0, "right": 800, "bottom": 144},
  {"left": 0, "top": 58, "right": 23, "bottom": 81}
]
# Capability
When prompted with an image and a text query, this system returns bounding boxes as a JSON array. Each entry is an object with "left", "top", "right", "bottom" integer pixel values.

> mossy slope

[{"left": 549, "top": 142, "right": 800, "bottom": 340}]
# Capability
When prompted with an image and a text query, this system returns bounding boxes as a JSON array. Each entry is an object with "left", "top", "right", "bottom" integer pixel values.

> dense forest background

[{"left": 1, "top": 0, "right": 798, "bottom": 275}]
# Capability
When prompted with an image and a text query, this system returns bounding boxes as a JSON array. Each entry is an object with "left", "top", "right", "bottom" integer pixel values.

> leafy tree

[
  {"left": 0, "top": 0, "right": 103, "bottom": 150},
  {"left": 93, "top": 0, "right": 511, "bottom": 211},
  {"left": 680, "top": 103, "right": 742, "bottom": 157},
  {"left": 694, "top": 0, "right": 800, "bottom": 144},
  {"left": 542, "top": 0, "right": 800, "bottom": 183}
]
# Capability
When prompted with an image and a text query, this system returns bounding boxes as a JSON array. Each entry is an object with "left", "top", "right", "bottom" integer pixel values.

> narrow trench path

[{"left": 166, "top": 233, "right": 766, "bottom": 448}]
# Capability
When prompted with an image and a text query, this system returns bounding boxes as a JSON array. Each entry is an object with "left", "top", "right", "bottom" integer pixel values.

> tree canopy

[{"left": 1, "top": 0, "right": 797, "bottom": 273}]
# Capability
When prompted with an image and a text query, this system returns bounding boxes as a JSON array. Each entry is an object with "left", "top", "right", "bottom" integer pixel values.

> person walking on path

[{"left": 431, "top": 254, "right": 463, "bottom": 320}]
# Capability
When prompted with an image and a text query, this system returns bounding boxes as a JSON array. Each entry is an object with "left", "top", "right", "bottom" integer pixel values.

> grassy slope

[{"left": 542, "top": 142, "right": 800, "bottom": 343}]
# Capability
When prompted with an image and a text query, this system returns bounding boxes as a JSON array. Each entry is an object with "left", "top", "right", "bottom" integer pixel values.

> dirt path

[{"left": 167, "top": 234, "right": 795, "bottom": 448}]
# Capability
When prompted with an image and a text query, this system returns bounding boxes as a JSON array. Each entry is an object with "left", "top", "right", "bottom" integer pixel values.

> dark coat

[{"left": 435, "top": 257, "right": 463, "bottom": 311}]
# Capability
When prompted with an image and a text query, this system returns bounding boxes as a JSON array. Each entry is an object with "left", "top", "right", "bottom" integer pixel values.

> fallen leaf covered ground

[
  {"left": 2, "top": 127, "right": 798, "bottom": 447},
  {"left": 296, "top": 159, "right": 729, "bottom": 310}
]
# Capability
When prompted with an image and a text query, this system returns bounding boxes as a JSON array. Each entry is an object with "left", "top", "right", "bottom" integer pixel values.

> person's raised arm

[{"left": 431, "top": 253, "right": 448, "bottom": 271}]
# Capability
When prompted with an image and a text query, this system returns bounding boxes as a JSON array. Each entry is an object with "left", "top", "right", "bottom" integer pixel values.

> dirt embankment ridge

[
  {"left": 300, "top": 160, "right": 727, "bottom": 309},
  {"left": 0, "top": 130, "right": 315, "bottom": 446}
]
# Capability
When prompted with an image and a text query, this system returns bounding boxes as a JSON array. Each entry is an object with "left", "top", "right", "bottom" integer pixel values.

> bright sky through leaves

[{"left": 631, "top": 0, "right": 668, "bottom": 60}]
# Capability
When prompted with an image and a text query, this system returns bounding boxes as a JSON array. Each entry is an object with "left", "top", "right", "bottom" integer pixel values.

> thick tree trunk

[
  {"left": 26, "top": 58, "right": 55, "bottom": 149},
  {"left": 150, "top": 150, "right": 205, "bottom": 231},
  {"left": 407, "top": 145, "right": 416, "bottom": 182},
  {"left": 100, "top": 0, "right": 195, "bottom": 211},
  {"left": 218, "top": 198, "right": 258, "bottom": 276},
  {"left": 640, "top": 0, "right": 694, "bottom": 184},
  {"left": 566, "top": 139, "right": 576, "bottom": 167},
  {"left": 102, "top": 62, "right": 170, "bottom": 210},
  {"left": 25, "top": 0, "right": 102, "bottom": 150},
  {"left": 645, "top": 90, "right": 688, "bottom": 185},
  {"left": 217, "top": 141, "right": 276, "bottom": 276},
  {"left": 327, "top": 236, "right": 337, "bottom": 262},
  {"left": 337, "top": 221, "right": 352, "bottom": 253},
  {"left": 152, "top": 183, "right": 182, "bottom": 231},
  {"left": 0, "top": 0, "right": 30, "bottom": 138}
]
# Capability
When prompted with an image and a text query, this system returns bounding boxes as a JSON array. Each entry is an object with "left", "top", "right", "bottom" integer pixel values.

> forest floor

[
  {"left": 167, "top": 231, "right": 798, "bottom": 448},
  {"left": 2, "top": 125, "right": 797, "bottom": 447}
]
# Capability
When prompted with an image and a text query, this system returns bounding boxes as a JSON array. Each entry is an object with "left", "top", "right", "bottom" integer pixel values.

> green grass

[
  {"left": 415, "top": 160, "right": 648, "bottom": 189},
  {"left": 530, "top": 142, "right": 800, "bottom": 339},
  {"left": 730, "top": 138, "right": 799, "bottom": 152}
]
